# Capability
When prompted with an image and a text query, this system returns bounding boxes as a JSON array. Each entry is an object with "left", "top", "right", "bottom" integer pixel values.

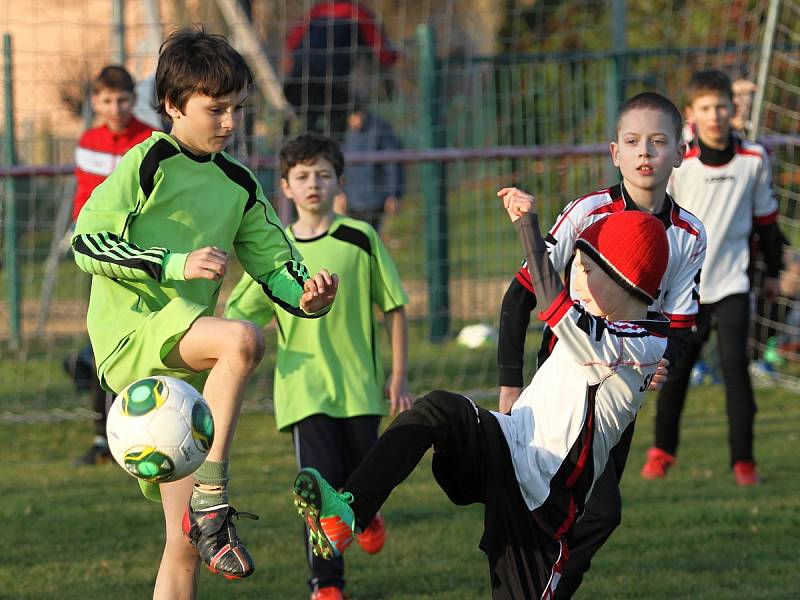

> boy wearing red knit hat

[{"left": 289, "top": 201, "right": 670, "bottom": 599}]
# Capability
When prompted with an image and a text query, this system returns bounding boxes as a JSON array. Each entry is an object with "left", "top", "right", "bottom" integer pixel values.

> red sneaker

[
  {"left": 640, "top": 447, "right": 676, "bottom": 479},
  {"left": 733, "top": 461, "right": 760, "bottom": 485},
  {"left": 355, "top": 513, "right": 386, "bottom": 554},
  {"left": 310, "top": 586, "right": 344, "bottom": 600}
]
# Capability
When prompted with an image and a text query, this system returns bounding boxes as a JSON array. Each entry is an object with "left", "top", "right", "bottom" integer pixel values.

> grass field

[{"left": 6, "top": 383, "right": 800, "bottom": 599}]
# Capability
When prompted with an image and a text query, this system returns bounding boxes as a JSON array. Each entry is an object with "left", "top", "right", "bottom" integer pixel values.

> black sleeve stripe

[
  {"left": 331, "top": 225, "right": 373, "bottom": 255},
  {"left": 139, "top": 138, "right": 180, "bottom": 198},
  {"left": 213, "top": 153, "right": 301, "bottom": 263},
  {"left": 97, "top": 232, "right": 163, "bottom": 264},
  {"left": 285, "top": 261, "right": 310, "bottom": 287},
  {"left": 74, "top": 233, "right": 165, "bottom": 280},
  {"left": 258, "top": 281, "right": 327, "bottom": 319}
]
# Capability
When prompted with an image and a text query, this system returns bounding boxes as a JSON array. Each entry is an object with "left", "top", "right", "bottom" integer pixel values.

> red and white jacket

[{"left": 72, "top": 117, "right": 156, "bottom": 221}]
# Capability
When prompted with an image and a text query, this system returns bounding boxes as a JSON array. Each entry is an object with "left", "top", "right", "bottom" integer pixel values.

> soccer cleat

[
  {"left": 733, "top": 461, "right": 760, "bottom": 486},
  {"left": 73, "top": 442, "right": 112, "bottom": 466},
  {"left": 293, "top": 467, "right": 355, "bottom": 560},
  {"left": 355, "top": 512, "right": 386, "bottom": 554},
  {"left": 182, "top": 504, "right": 258, "bottom": 579},
  {"left": 310, "top": 586, "right": 345, "bottom": 600},
  {"left": 640, "top": 447, "right": 676, "bottom": 479}
]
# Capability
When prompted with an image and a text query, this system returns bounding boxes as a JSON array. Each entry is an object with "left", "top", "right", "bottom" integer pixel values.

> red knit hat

[{"left": 574, "top": 211, "right": 669, "bottom": 304}]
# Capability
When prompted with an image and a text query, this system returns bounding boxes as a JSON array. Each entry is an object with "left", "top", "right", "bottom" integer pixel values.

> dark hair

[
  {"left": 616, "top": 92, "right": 683, "bottom": 140},
  {"left": 687, "top": 69, "right": 734, "bottom": 103},
  {"left": 279, "top": 133, "right": 345, "bottom": 179},
  {"left": 155, "top": 28, "right": 253, "bottom": 120},
  {"left": 92, "top": 65, "right": 135, "bottom": 94}
]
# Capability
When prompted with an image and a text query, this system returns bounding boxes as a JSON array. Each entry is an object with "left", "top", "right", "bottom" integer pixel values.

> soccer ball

[
  {"left": 106, "top": 376, "right": 215, "bottom": 483},
  {"left": 456, "top": 323, "right": 498, "bottom": 349}
]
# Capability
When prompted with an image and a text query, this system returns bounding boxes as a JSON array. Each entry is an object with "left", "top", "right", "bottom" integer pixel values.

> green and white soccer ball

[{"left": 106, "top": 376, "right": 215, "bottom": 483}]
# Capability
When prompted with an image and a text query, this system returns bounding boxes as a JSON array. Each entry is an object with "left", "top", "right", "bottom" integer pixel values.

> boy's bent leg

[
  {"left": 345, "top": 390, "right": 486, "bottom": 528},
  {"left": 166, "top": 317, "right": 265, "bottom": 461},
  {"left": 166, "top": 316, "right": 263, "bottom": 578},
  {"left": 294, "top": 390, "right": 483, "bottom": 562},
  {"left": 154, "top": 477, "right": 200, "bottom": 600}
]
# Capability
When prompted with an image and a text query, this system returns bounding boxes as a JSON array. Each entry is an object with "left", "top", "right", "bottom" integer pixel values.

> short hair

[
  {"left": 686, "top": 69, "right": 734, "bottom": 103},
  {"left": 92, "top": 65, "right": 135, "bottom": 95},
  {"left": 279, "top": 133, "right": 345, "bottom": 180},
  {"left": 155, "top": 28, "right": 253, "bottom": 120},
  {"left": 616, "top": 92, "right": 683, "bottom": 140}
]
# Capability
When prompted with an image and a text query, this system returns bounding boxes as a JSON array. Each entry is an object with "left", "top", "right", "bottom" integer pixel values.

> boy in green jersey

[
  {"left": 225, "top": 133, "right": 412, "bottom": 600},
  {"left": 72, "top": 31, "right": 338, "bottom": 597}
]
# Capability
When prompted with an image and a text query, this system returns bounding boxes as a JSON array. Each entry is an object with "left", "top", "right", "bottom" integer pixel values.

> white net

[
  {"left": 747, "top": 0, "right": 800, "bottom": 386},
  {"left": 0, "top": 0, "right": 798, "bottom": 419}
]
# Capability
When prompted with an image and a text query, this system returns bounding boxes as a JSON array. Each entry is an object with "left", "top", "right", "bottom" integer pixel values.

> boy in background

[
  {"left": 340, "top": 102, "right": 404, "bottom": 230},
  {"left": 69, "top": 65, "right": 157, "bottom": 466},
  {"left": 642, "top": 70, "right": 784, "bottom": 485},
  {"left": 225, "top": 133, "right": 413, "bottom": 600},
  {"left": 292, "top": 198, "right": 671, "bottom": 600},
  {"left": 495, "top": 92, "right": 706, "bottom": 598},
  {"left": 73, "top": 31, "right": 337, "bottom": 598}
]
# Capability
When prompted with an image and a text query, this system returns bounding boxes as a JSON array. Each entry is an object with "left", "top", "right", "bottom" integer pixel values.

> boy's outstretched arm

[
  {"left": 497, "top": 188, "right": 564, "bottom": 308},
  {"left": 383, "top": 306, "right": 413, "bottom": 416}
]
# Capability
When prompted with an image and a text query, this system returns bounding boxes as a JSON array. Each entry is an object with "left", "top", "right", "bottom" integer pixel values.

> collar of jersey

[
  {"left": 155, "top": 132, "right": 215, "bottom": 163},
  {"left": 290, "top": 214, "right": 342, "bottom": 242},
  {"left": 618, "top": 182, "right": 673, "bottom": 228},
  {"left": 624, "top": 312, "right": 671, "bottom": 337},
  {"left": 694, "top": 133, "right": 736, "bottom": 166}
]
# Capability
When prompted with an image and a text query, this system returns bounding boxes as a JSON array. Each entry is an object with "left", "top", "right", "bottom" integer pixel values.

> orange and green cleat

[{"left": 293, "top": 468, "right": 355, "bottom": 560}]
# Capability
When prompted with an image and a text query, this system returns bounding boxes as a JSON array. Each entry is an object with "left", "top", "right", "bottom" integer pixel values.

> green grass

[{"left": 5, "top": 385, "right": 800, "bottom": 599}]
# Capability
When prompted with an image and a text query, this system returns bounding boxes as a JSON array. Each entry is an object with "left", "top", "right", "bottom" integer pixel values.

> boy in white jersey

[
  {"left": 225, "top": 133, "right": 412, "bottom": 600},
  {"left": 642, "top": 70, "right": 784, "bottom": 485},
  {"left": 289, "top": 203, "right": 670, "bottom": 600},
  {"left": 495, "top": 92, "right": 706, "bottom": 598},
  {"left": 72, "top": 30, "right": 338, "bottom": 596}
]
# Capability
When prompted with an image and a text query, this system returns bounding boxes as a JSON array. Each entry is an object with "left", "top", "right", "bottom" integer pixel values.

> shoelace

[{"left": 228, "top": 507, "right": 259, "bottom": 522}]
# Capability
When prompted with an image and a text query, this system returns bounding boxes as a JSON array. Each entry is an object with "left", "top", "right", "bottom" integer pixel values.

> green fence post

[
  {"left": 3, "top": 33, "right": 21, "bottom": 350},
  {"left": 416, "top": 24, "right": 450, "bottom": 342}
]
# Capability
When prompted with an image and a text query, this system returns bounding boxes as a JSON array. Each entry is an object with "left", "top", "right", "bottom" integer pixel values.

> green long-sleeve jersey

[{"left": 73, "top": 132, "right": 319, "bottom": 376}]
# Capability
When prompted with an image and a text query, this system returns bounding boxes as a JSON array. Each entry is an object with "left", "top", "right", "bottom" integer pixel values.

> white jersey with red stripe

[
  {"left": 669, "top": 137, "right": 778, "bottom": 304},
  {"left": 516, "top": 184, "right": 706, "bottom": 330},
  {"left": 493, "top": 290, "right": 668, "bottom": 538}
]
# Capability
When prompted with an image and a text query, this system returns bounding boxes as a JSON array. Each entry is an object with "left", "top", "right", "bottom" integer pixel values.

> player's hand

[
  {"left": 184, "top": 246, "right": 228, "bottom": 281},
  {"left": 648, "top": 358, "right": 670, "bottom": 391},
  {"left": 761, "top": 276, "right": 780, "bottom": 302},
  {"left": 497, "top": 187, "right": 536, "bottom": 222},
  {"left": 300, "top": 269, "right": 339, "bottom": 314},
  {"left": 385, "top": 374, "right": 413, "bottom": 416},
  {"left": 499, "top": 385, "right": 523, "bottom": 414}
]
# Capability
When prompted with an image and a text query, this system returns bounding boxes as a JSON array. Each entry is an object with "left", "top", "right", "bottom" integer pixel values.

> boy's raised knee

[{"left": 227, "top": 320, "right": 265, "bottom": 368}]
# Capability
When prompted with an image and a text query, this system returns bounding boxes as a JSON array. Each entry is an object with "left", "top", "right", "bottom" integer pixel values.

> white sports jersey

[
  {"left": 669, "top": 138, "right": 779, "bottom": 304},
  {"left": 517, "top": 184, "right": 707, "bottom": 330},
  {"left": 493, "top": 290, "right": 668, "bottom": 538}
]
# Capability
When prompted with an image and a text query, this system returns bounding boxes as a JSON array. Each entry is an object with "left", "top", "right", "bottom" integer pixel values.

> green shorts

[
  {"left": 99, "top": 297, "right": 209, "bottom": 395},
  {"left": 99, "top": 297, "right": 209, "bottom": 503}
]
